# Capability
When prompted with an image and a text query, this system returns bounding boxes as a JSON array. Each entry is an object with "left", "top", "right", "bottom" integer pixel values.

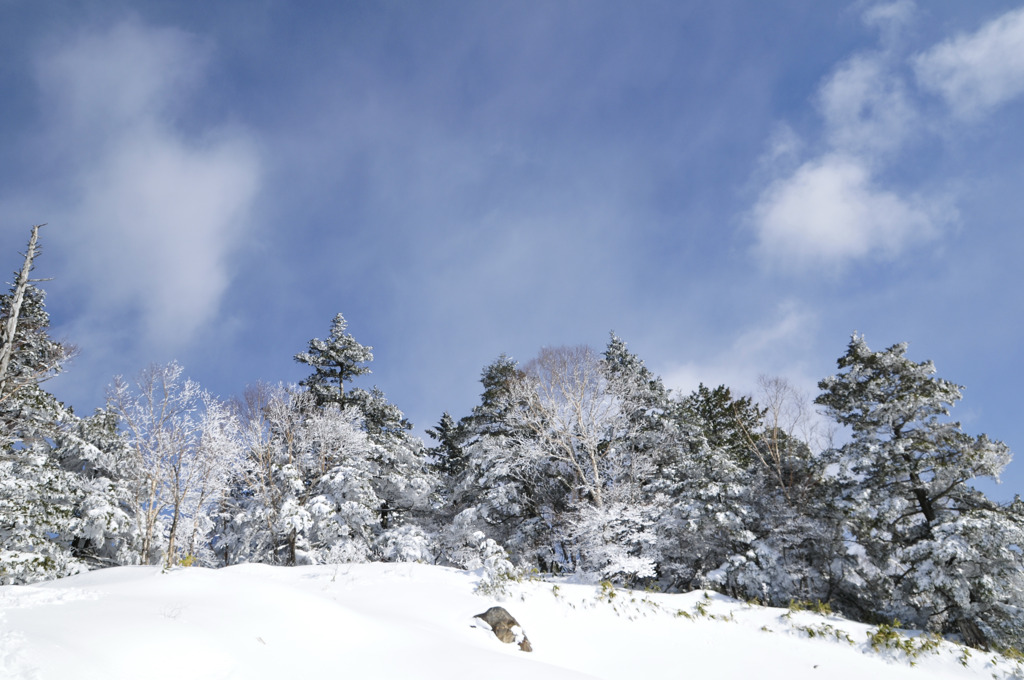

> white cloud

[
  {"left": 748, "top": 4, "right": 948, "bottom": 270},
  {"left": 751, "top": 154, "right": 940, "bottom": 268},
  {"left": 35, "top": 20, "right": 260, "bottom": 350},
  {"left": 914, "top": 7, "right": 1024, "bottom": 118},
  {"left": 74, "top": 127, "right": 259, "bottom": 343},
  {"left": 817, "top": 54, "right": 916, "bottom": 156}
]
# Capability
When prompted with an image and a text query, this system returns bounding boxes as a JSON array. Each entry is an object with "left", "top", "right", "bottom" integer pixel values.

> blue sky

[{"left": 2, "top": 1, "right": 1023, "bottom": 499}]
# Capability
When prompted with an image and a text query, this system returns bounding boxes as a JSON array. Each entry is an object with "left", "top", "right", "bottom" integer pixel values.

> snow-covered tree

[
  {"left": 293, "top": 314, "right": 435, "bottom": 546},
  {"left": 646, "top": 424, "right": 753, "bottom": 592},
  {"left": 0, "top": 427, "right": 81, "bottom": 583},
  {"left": 601, "top": 333, "right": 675, "bottom": 484},
  {"left": 448, "top": 340, "right": 673, "bottom": 582},
  {"left": 219, "top": 387, "right": 379, "bottom": 565},
  {"left": 436, "top": 354, "right": 561, "bottom": 571},
  {"left": 678, "top": 383, "right": 765, "bottom": 466},
  {"left": 0, "top": 226, "right": 72, "bottom": 415},
  {"left": 511, "top": 345, "right": 625, "bottom": 510},
  {"left": 426, "top": 411, "right": 470, "bottom": 480},
  {"left": 295, "top": 313, "right": 373, "bottom": 408},
  {"left": 55, "top": 409, "right": 139, "bottom": 569},
  {"left": 817, "top": 334, "right": 1024, "bottom": 649},
  {"left": 108, "top": 363, "right": 242, "bottom": 567},
  {"left": 1, "top": 225, "right": 137, "bottom": 583},
  {"left": 0, "top": 275, "right": 76, "bottom": 581},
  {"left": 221, "top": 376, "right": 434, "bottom": 567}
]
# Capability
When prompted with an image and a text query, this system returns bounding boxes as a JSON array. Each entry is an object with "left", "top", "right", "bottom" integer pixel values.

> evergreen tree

[
  {"left": 602, "top": 333, "right": 676, "bottom": 469},
  {"left": 434, "top": 354, "right": 561, "bottom": 570},
  {"left": 1, "top": 226, "right": 137, "bottom": 582},
  {"left": 588, "top": 333, "right": 677, "bottom": 582},
  {"left": 425, "top": 410, "right": 472, "bottom": 538},
  {"left": 817, "top": 334, "right": 1024, "bottom": 649},
  {"left": 0, "top": 228, "right": 77, "bottom": 583},
  {"left": 294, "top": 313, "right": 373, "bottom": 408},
  {"left": 291, "top": 314, "right": 436, "bottom": 557},
  {"left": 647, "top": 425, "right": 753, "bottom": 592},
  {"left": 56, "top": 409, "right": 139, "bottom": 568},
  {"left": 425, "top": 411, "right": 469, "bottom": 479},
  {"left": 346, "top": 386, "right": 413, "bottom": 442},
  {"left": 678, "top": 383, "right": 765, "bottom": 465},
  {"left": 472, "top": 354, "right": 525, "bottom": 435}
]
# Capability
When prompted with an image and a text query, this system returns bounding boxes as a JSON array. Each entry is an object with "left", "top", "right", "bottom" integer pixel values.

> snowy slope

[{"left": 0, "top": 563, "right": 1019, "bottom": 680}]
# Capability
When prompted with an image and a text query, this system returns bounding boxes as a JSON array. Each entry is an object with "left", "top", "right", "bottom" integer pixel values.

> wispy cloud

[
  {"left": 860, "top": 0, "right": 916, "bottom": 43},
  {"left": 34, "top": 19, "right": 260, "bottom": 350},
  {"left": 34, "top": 21, "right": 206, "bottom": 138},
  {"left": 913, "top": 7, "right": 1024, "bottom": 119},
  {"left": 748, "top": 2, "right": 947, "bottom": 271},
  {"left": 817, "top": 53, "right": 916, "bottom": 157},
  {"left": 661, "top": 300, "right": 821, "bottom": 400},
  {"left": 659, "top": 300, "right": 839, "bottom": 448}
]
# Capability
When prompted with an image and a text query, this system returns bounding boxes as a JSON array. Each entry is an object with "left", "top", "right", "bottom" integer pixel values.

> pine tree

[
  {"left": 678, "top": 383, "right": 765, "bottom": 465},
  {"left": 426, "top": 411, "right": 470, "bottom": 479},
  {"left": 602, "top": 333, "right": 676, "bottom": 470},
  {"left": 294, "top": 313, "right": 373, "bottom": 408},
  {"left": 0, "top": 227, "right": 74, "bottom": 582},
  {"left": 56, "top": 409, "right": 139, "bottom": 568},
  {"left": 290, "top": 315, "right": 436, "bottom": 559},
  {"left": 425, "top": 410, "right": 472, "bottom": 540},
  {"left": 471, "top": 354, "right": 525, "bottom": 436},
  {"left": 816, "top": 334, "right": 1024, "bottom": 649}
]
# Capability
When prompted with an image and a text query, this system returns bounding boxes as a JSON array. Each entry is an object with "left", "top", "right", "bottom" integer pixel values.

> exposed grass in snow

[{"left": 0, "top": 563, "right": 1020, "bottom": 680}]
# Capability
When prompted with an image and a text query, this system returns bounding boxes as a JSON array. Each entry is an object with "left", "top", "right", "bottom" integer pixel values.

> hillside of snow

[{"left": 1, "top": 563, "right": 1019, "bottom": 680}]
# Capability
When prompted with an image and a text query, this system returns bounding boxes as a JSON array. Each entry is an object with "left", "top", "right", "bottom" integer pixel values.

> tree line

[{"left": 1, "top": 226, "right": 1022, "bottom": 652}]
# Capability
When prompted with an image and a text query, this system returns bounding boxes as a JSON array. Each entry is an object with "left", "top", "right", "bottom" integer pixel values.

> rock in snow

[{"left": 474, "top": 606, "right": 532, "bottom": 652}]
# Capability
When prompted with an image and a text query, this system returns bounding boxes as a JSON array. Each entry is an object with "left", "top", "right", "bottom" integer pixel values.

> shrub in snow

[
  {"left": 474, "top": 538, "right": 522, "bottom": 600},
  {"left": 376, "top": 524, "right": 434, "bottom": 563}
]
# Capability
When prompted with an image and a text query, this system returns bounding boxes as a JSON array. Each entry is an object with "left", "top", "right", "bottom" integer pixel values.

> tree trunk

[
  {"left": 165, "top": 505, "right": 180, "bottom": 568},
  {"left": 957, "top": 617, "right": 988, "bottom": 650},
  {"left": 0, "top": 224, "right": 44, "bottom": 400}
]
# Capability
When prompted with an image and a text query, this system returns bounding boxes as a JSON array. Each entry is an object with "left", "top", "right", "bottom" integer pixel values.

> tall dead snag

[{"left": 0, "top": 224, "right": 46, "bottom": 400}]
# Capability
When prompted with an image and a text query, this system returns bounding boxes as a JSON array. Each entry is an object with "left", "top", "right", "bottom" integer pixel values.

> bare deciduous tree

[
  {"left": 741, "top": 375, "right": 833, "bottom": 499},
  {"left": 507, "top": 345, "right": 629, "bottom": 509},
  {"left": 108, "top": 362, "right": 240, "bottom": 567}
]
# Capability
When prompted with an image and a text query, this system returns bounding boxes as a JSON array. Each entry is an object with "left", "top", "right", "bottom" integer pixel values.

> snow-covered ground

[{"left": 0, "top": 563, "right": 1019, "bottom": 680}]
